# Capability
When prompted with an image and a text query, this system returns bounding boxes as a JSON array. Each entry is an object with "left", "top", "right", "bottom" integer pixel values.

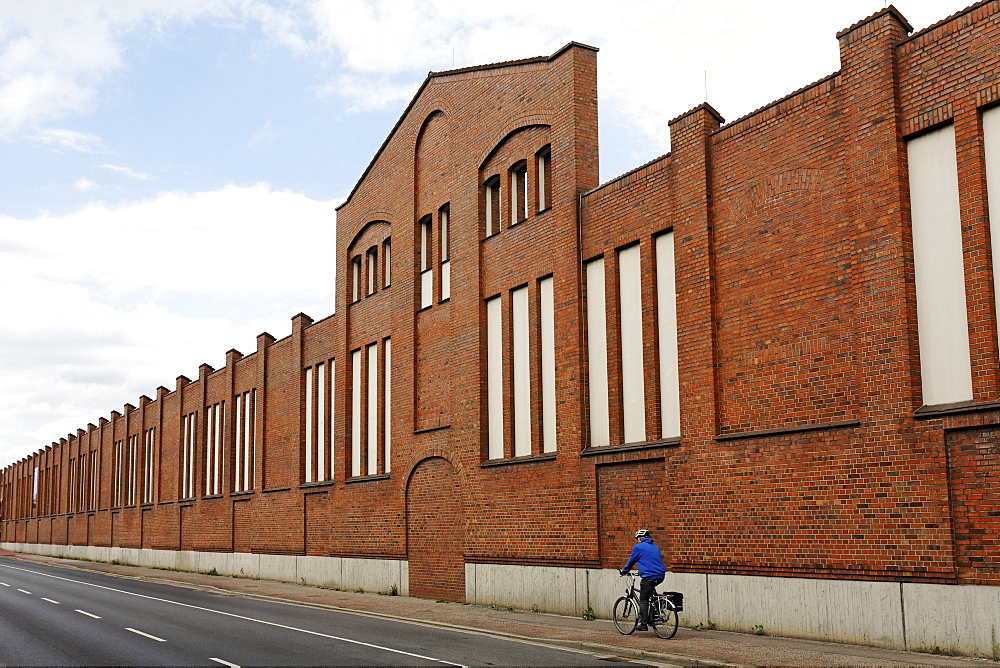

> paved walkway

[{"left": 1, "top": 550, "right": 994, "bottom": 666}]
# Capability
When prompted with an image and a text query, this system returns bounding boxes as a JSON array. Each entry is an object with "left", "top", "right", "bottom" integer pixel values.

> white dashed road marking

[
  {"left": 2, "top": 562, "right": 456, "bottom": 665},
  {"left": 41, "top": 597, "right": 60, "bottom": 604},
  {"left": 16, "top": 588, "right": 31, "bottom": 594},
  {"left": 75, "top": 609, "right": 101, "bottom": 619},
  {"left": 126, "top": 628, "right": 166, "bottom": 642},
  {"left": 209, "top": 658, "right": 241, "bottom": 667}
]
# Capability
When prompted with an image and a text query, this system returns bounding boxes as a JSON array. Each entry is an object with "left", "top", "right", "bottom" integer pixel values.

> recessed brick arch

[{"left": 405, "top": 456, "right": 465, "bottom": 601}]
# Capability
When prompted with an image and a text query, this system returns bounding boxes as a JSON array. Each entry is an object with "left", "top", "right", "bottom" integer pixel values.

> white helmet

[{"left": 634, "top": 529, "right": 651, "bottom": 538}]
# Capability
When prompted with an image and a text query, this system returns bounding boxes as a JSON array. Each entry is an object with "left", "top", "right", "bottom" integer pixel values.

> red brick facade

[{"left": 3, "top": 2, "right": 1000, "bottom": 601}]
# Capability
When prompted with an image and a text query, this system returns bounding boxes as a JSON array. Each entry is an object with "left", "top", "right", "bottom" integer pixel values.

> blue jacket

[{"left": 622, "top": 537, "right": 666, "bottom": 579}]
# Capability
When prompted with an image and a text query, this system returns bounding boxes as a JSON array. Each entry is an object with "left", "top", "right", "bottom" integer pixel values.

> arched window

[
  {"left": 484, "top": 176, "right": 500, "bottom": 237},
  {"left": 382, "top": 238, "right": 392, "bottom": 288},
  {"left": 419, "top": 215, "right": 433, "bottom": 309},
  {"left": 510, "top": 161, "right": 528, "bottom": 224},
  {"left": 440, "top": 205, "right": 450, "bottom": 301},
  {"left": 536, "top": 145, "right": 551, "bottom": 212}
]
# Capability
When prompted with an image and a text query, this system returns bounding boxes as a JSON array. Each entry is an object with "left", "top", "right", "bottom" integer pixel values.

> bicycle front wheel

[
  {"left": 652, "top": 606, "right": 678, "bottom": 639},
  {"left": 612, "top": 596, "right": 639, "bottom": 635}
]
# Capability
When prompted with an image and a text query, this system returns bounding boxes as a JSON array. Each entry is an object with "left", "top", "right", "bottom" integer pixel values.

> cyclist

[{"left": 620, "top": 528, "right": 666, "bottom": 631}]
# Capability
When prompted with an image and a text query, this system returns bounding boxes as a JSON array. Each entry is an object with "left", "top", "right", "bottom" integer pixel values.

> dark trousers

[{"left": 638, "top": 577, "right": 663, "bottom": 625}]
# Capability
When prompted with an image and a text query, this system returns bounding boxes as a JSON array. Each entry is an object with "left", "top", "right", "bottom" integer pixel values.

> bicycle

[{"left": 612, "top": 571, "right": 682, "bottom": 639}]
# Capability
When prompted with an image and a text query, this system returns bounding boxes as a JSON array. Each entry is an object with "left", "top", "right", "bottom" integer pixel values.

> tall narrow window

[
  {"left": 586, "top": 258, "right": 610, "bottom": 447},
  {"left": 618, "top": 244, "right": 646, "bottom": 443},
  {"left": 420, "top": 216, "right": 433, "bottom": 309},
  {"left": 656, "top": 232, "right": 681, "bottom": 439},
  {"left": 113, "top": 439, "right": 124, "bottom": 506},
  {"left": 234, "top": 390, "right": 255, "bottom": 492},
  {"left": 367, "top": 343, "right": 378, "bottom": 475},
  {"left": 305, "top": 366, "right": 314, "bottom": 483},
  {"left": 984, "top": 105, "right": 1000, "bottom": 357},
  {"left": 205, "top": 402, "right": 223, "bottom": 496},
  {"left": 127, "top": 434, "right": 138, "bottom": 505},
  {"left": 486, "top": 296, "right": 504, "bottom": 459},
  {"left": 383, "top": 339, "right": 391, "bottom": 473},
  {"left": 305, "top": 362, "right": 330, "bottom": 483},
  {"left": 351, "top": 256, "right": 362, "bottom": 303},
  {"left": 351, "top": 349, "right": 362, "bottom": 477},
  {"left": 317, "top": 362, "right": 327, "bottom": 481},
  {"left": 143, "top": 428, "right": 154, "bottom": 504},
  {"left": 536, "top": 146, "right": 551, "bottom": 212},
  {"left": 484, "top": 176, "right": 500, "bottom": 237},
  {"left": 383, "top": 238, "right": 392, "bottom": 288},
  {"left": 540, "top": 276, "right": 556, "bottom": 453},
  {"left": 440, "top": 206, "right": 451, "bottom": 301},
  {"left": 512, "top": 285, "right": 531, "bottom": 456},
  {"left": 510, "top": 161, "right": 528, "bottom": 224},
  {"left": 89, "top": 451, "right": 97, "bottom": 510},
  {"left": 907, "top": 124, "right": 973, "bottom": 406},
  {"left": 366, "top": 247, "right": 377, "bottom": 296},
  {"left": 181, "top": 412, "right": 196, "bottom": 499}
]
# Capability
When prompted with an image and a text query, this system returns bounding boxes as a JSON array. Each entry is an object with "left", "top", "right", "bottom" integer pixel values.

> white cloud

[
  {"left": 0, "top": 0, "right": 251, "bottom": 137},
  {"left": 0, "top": 183, "right": 339, "bottom": 466},
  {"left": 74, "top": 177, "right": 99, "bottom": 192},
  {"left": 30, "top": 127, "right": 104, "bottom": 153},
  {"left": 247, "top": 120, "right": 283, "bottom": 148},
  {"left": 286, "top": 0, "right": 974, "bottom": 161},
  {"left": 99, "top": 163, "right": 150, "bottom": 180}
]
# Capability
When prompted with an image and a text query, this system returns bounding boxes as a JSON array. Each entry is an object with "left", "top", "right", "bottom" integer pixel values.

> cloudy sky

[{"left": 0, "top": 0, "right": 974, "bottom": 466}]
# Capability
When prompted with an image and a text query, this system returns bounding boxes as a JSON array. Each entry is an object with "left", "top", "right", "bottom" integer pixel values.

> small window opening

[
  {"left": 419, "top": 216, "right": 433, "bottom": 309},
  {"left": 383, "top": 238, "right": 392, "bottom": 288},
  {"left": 510, "top": 161, "right": 528, "bottom": 224},
  {"left": 351, "top": 256, "right": 362, "bottom": 303},
  {"left": 484, "top": 176, "right": 500, "bottom": 237},
  {"left": 440, "top": 205, "right": 451, "bottom": 301},
  {"left": 537, "top": 146, "right": 551, "bottom": 212},
  {"left": 366, "top": 247, "right": 378, "bottom": 296}
]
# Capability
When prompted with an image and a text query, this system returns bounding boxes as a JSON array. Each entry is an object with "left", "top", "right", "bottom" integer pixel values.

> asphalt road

[{"left": 0, "top": 555, "right": 645, "bottom": 666}]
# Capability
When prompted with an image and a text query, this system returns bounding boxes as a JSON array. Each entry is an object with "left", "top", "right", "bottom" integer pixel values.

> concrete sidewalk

[{"left": 2, "top": 550, "right": 994, "bottom": 666}]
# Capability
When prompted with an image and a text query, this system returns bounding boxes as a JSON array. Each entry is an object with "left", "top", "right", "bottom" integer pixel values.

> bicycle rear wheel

[
  {"left": 651, "top": 604, "right": 678, "bottom": 639},
  {"left": 612, "top": 596, "right": 639, "bottom": 635}
]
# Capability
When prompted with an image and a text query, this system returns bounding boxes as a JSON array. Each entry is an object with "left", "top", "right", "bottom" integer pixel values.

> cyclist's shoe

[{"left": 635, "top": 624, "right": 648, "bottom": 631}]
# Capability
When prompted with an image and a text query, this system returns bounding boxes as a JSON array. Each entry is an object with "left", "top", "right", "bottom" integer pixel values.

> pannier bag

[{"left": 664, "top": 591, "right": 684, "bottom": 611}]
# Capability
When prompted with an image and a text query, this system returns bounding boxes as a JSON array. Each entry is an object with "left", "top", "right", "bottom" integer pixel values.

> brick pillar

[
  {"left": 224, "top": 349, "right": 243, "bottom": 500},
  {"left": 668, "top": 103, "right": 724, "bottom": 445},
  {"left": 291, "top": 312, "right": 313, "bottom": 486},
  {"left": 255, "top": 332, "right": 275, "bottom": 490}
]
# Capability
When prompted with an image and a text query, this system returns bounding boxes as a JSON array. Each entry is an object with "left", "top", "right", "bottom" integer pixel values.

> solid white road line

[
  {"left": 126, "top": 628, "right": 166, "bottom": 642},
  {"left": 75, "top": 609, "right": 101, "bottom": 619},
  {"left": 16, "top": 588, "right": 31, "bottom": 594},
  {"left": 209, "top": 658, "right": 241, "bottom": 667},
  {"left": 0, "top": 562, "right": 457, "bottom": 666},
  {"left": 41, "top": 597, "right": 60, "bottom": 604}
]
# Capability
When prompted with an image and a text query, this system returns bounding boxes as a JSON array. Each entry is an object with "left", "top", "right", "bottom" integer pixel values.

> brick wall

[{"left": 2, "top": 3, "right": 999, "bottom": 597}]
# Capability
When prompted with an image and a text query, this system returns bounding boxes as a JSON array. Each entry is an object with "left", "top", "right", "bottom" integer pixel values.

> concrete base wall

[
  {"left": 5, "top": 542, "right": 998, "bottom": 659},
  {"left": 467, "top": 562, "right": 997, "bottom": 660},
  {"left": 1, "top": 542, "right": 407, "bottom": 596}
]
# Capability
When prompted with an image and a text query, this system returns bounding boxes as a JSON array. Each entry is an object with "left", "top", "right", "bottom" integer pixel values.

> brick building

[{"left": 3, "top": 1, "right": 1000, "bottom": 655}]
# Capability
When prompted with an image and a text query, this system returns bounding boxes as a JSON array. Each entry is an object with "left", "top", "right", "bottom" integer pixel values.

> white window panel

[
  {"left": 907, "top": 124, "right": 973, "bottom": 406},
  {"left": 512, "top": 286, "right": 531, "bottom": 457},
  {"left": 540, "top": 277, "right": 556, "bottom": 453},
  {"left": 656, "top": 232, "right": 681, "bottom": 439},
  {"left": 983, "top": 105, "right": 1000, "bottom": 362},
  {"left": 487, "top": 296, "right": 504, "bottom": 459},
  {"left": 586, "top": 258, "right": 610, "bottom": 447}
]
